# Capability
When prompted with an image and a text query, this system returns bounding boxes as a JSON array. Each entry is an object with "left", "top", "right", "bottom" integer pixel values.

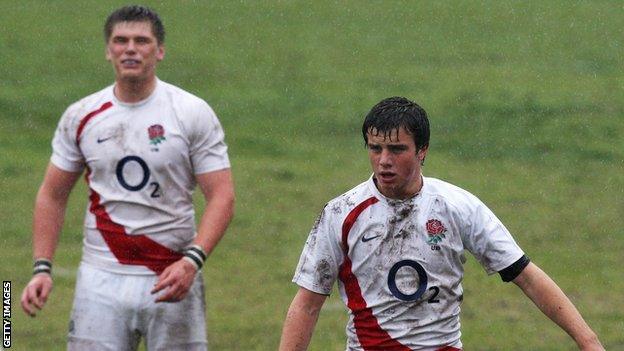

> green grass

[{"left": 1, "top": 1, "right": 623, "bottom": 350}]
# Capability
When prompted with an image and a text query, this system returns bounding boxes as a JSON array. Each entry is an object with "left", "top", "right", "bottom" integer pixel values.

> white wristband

[{"left": 182, "top": 256, "right": 200, "bottom": 271}]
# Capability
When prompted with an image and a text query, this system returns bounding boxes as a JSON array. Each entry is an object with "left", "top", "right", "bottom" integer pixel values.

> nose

[
  {"left": 125, "top": 40, "right": 137, "bottom": 53},
  {"left": 379, "top": 149, "right": 393, "bottom": 168}
]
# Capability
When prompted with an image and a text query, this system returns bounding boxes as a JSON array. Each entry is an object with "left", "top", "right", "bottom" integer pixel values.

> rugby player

[
  {"left": 279, "top": 97, "right": 603, "bottom": 351},
  {"left": 20, "top": 5, "right": 234, "bottom": 350}
]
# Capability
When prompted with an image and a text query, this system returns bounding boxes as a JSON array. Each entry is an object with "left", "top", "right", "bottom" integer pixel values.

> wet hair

[
  {"left": 104, "top": 5, "right": 165, "bottom": 44},
  {"left": 362, "top": 96, "right": 430, "bottom": 151}
]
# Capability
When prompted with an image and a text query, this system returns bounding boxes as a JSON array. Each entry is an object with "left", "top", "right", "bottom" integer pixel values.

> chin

[{"left": 118, "top": 74, "right": 147, "bottom": 83}]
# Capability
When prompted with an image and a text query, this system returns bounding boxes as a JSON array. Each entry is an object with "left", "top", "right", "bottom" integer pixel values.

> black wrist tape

[
  {"left": 33, "top": 258, "right": 52, "bottom": 276},
  {"left": 183, "top": 245, "right": 207, "bottom": 270}
]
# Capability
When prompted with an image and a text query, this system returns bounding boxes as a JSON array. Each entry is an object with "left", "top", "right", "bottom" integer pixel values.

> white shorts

[{"left": 68, "top": 263, "right": 208, "bottom": 351}]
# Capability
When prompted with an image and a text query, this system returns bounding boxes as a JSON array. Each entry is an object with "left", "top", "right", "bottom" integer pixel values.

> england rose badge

[
  {"left": 148, "top": 124, "right": 166, "bottom": 145},
  {"left": 425, "top": 219, "right": 447, "bottom": 245}
]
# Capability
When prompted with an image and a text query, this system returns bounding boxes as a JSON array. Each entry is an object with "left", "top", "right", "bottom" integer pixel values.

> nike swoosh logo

[
  {"left": 362, "top": 234, "right": 381, "bottom": 243},
  {"left": 97, "top": 136, "right": 113, "bottom": 143}
]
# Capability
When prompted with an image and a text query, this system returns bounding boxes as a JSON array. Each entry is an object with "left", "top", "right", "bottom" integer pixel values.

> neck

[
  {"left": 408, "top": 174, "right": 424, "bottom": 197},
  {"left": 114, "top": 76, "right": 157, "bottom": 103},
  {"left": 374, "top": 174, "right": 424, "bottom": 200}
]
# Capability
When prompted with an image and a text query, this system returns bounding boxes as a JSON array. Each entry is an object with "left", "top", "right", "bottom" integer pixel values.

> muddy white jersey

[
  {"left": 51, "top": 79, "right": 230, "bottom": 275},
  {"left": 293, "top": 175, "right": 524, "bottom": 350}
]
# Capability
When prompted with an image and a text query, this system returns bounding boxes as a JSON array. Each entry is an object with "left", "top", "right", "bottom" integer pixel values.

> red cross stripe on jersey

[
  {"left": 338, "top": 196, "right": 413, "bottom": 351},
  {"left": 77, "top": 103, "right": 182, "bottom": 274},
  {"left": 87, "top": 178, "right": 182, "bottom": 274},
  {"left": 75, "top": 101, "right": 113, "bottom": 144}
]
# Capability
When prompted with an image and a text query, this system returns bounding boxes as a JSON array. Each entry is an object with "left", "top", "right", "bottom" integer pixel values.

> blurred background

[{"left": 1, "top": 1, "right": 622, "bottom": 349}]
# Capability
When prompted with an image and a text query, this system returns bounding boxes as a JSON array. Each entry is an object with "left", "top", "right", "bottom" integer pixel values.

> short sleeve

[
  {"left": 292, "top": 205, "right": 343, "bottom": 295},
  {"left": 50, "top": 105, "right": 85, "bottom": 172},
  {"left": 189, "top": 102, "right": 230, "bottom": 174},
  {"left": 460, "top": 198, "right": 525, "bottom": 275}
]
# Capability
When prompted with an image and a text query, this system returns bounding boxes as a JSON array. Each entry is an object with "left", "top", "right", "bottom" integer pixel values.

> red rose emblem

[
  {"left": 426, "top": 219, "right": 446, "bottom": 235},
  {"left": 148, "top": 124, "right": 165, "bottom": 139}
]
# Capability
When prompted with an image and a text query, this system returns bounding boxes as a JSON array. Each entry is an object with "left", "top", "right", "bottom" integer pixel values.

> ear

[
  {"left": 417, "top": 145, "right": 429, "bottom": 164},
  {"left": 105, "top": 46, "right": 112, "bottom": 61},
  {"left": 156, "top": 44, "right": 165, "bottom": 62}
]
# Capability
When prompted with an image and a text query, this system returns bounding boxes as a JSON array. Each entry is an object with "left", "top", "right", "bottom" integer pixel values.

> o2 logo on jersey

[
  {"left": 387, "top": 260, "right": 440, "bottom": 303},
  {"left": 116, "top": 156, "right": 162, "bottom": 198}
]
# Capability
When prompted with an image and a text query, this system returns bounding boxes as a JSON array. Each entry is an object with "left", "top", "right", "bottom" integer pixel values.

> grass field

[{"left": 1, "top": 1, "right": 623, "bottom": 350}]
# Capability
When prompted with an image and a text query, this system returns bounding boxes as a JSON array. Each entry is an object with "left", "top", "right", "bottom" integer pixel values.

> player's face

[
  {"left": 367, "top": 127, "right": 428, "bottom": 199},
  {"left": 106, "top": 21, "right": 164, "bottom": 83}
]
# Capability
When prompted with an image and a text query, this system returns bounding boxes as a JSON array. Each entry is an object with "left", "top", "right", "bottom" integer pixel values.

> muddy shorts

[{"left": 68, "top": 263, "right": 207, "bottom": 351}]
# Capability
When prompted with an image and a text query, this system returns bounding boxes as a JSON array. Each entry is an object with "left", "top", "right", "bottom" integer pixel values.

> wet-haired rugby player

[{"left": 279, "top": 97, "right": 603, "bottom": 351}]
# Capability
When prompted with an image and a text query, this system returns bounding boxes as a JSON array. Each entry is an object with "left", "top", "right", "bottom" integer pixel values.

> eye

[
  {"left": 388, "top": 145, "right": 408, "bottom": 154},
  {"left": 135, "top": 37, "right": 150, "bottom": 44},
  {"left": 368, "top": 144, "right": 382, "bottom": 153}
]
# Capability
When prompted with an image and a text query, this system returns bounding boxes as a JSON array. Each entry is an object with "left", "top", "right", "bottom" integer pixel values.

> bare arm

[
  {"left": 191, "top": 169, "right": 235, "bottom": 255},
  {"left": 513, "top": 262, "right": 604, "bottom": 350},
  {"left": 279, "top": 287, "right": 328, "bottom": 351},
  {"left": 152, "top": 168, "right": 235, "bottom": 302},
  {"left": 21, "top": 163, "right": 82, "bottom": 316}
]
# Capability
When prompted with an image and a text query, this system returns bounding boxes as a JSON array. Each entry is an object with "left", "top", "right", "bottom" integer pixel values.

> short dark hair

[
  {"left": 362, "top": 96, "right": 430, "bottom": 151},
  {"left": 104, "top": 5, "right": 165, "bottom": 44}
]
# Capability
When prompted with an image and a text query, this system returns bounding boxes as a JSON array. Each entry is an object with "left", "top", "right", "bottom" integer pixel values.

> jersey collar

[{"left": 111, "top": 78, "right": 161, "bottom": 108}]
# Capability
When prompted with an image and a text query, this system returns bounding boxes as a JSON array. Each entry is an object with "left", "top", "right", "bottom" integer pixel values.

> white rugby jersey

[
  {"left": 293, "top": 175, "right": 525, "bottom": 350},
  {"left": 51, "top": 79, "right": 230, "bottom": 275}
]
